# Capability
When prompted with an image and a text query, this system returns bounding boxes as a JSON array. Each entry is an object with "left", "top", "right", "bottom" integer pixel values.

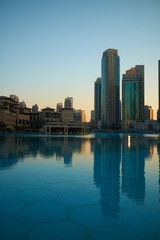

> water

[{"left": 0, "top": 133, "right": 160, "bottom": 240}]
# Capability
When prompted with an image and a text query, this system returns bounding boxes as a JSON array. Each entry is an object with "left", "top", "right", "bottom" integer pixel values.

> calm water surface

[{"left": 0, "top": 133, "right": 160, "bottom": 240}]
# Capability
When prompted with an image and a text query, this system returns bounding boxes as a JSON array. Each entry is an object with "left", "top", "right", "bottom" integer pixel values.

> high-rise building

[
  {"left": 101, "top": 49, "right": 120, "bottom": 127},
  {"left": 81, "top": 110, "right": 86, "bottom": 122},
  {"left": 119, "top": 100, "right": 122, "bottom": 121},
  {"left": 64, "top": 97, "right": 73, "bottom": 108},
  {"left": 73, "top": 109, "right": 86, "bottom": 122},
  {"left": 158, "top": 60, "right": 160, "bottom": 121},
  {"left": 144, "top": 105, "right": 153, "bottom": 120},
  {"left": 32, "top": 104, "right": 38, "bottom": 113},
  {"left": 91, "top": 110, "right": 94, "bottom": 121},
  {"left": 73, "top": 110, "right": 81, "bottom": 121},
  {"left": 157, "top": 110, "right": 159, "bottom": 121},
  {"left": 56, "top": 102, "right": 63, "bottom": 112},
  {"left": 122, "top": 65, "right": 144, "bottom": 122},
  {"left": 94, "top": 78, "right": 101, "bottom": 125}
]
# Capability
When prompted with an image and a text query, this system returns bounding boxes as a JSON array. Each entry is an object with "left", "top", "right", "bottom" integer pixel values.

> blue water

[{"left": 0, "top": 133, "right": 160, "bottom": 240}]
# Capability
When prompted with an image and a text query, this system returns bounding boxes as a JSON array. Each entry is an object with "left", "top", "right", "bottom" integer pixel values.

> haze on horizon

[{"left": 1, "top": 0, "right": 160, "bottom": 121}]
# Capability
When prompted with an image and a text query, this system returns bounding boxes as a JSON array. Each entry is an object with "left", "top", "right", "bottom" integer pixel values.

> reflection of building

[
  {"left": 0, "top": 135, "right": 89, "bottom": 169},
  {"left": 144, "top": 105, "right": 153, "bottom": 120},
  {"left": 64, "top": 97, "right": 73, "bottom": 108},
  {"left": 101, "top": 49, "right": 120, "bottom": 127},
  {"left": 94, "top": 78, "right": 101, "bottom": 125},
  {"left": 122, "top": 136, "right": 146, "bottom": 203},
  {"left": 157, "top": 144, "right": 160, "bottom": 199},
  {"left": 93, "top": 136, "right": 121, "bottom": 218},
  {"left": 122, "top": 65, "right": 144, "bottom": 123}
]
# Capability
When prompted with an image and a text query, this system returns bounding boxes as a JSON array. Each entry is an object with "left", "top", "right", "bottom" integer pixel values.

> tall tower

[
  {"left": 64, "top": 97, "right": 73, "bottom": 108},
  {"left": 101, "top": 49, "right": 120, "bottom": 128},
  {"left": 158, "top": 60, "right": 160, "bottom": 121},
  {"left": 94, "top": 78, "right": 101, "bottom": 125},
  {"left": 122, "top": 65, "right": 144, "bottom": 122}
]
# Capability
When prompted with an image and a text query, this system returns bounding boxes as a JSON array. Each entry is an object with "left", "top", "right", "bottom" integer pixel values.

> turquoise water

[{"left": 0, "top": 133, "right": 160, "bottom": 240}]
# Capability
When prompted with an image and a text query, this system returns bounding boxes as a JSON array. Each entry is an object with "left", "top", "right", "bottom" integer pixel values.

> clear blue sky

[{"left": 1, "top": 0, "right": 160, "bottom": 121}]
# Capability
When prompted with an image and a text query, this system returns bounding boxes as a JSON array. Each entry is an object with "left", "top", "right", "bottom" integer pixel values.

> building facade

[
  {"left": 122, "top": 65, "right": 144, "bottom": 123},
  {"left": 94, "top": 78, "right": 101, "bottom": 125},
  {"left": 0, "top": 96, "right": 17, "bottom": 130},
  {"left": 32, "top": 104, "right": 39, "bottom": 113},
  {"left": 101, "top": 49, "right": 120, "bottom": 128},
  {"left": 158, "top": 60, "right": 160, "bottom": 121},
  {"left": 56, "top": 102, "right": 63, "bottom": 112},
  {"left": 144, "top": 105, "right": 153, "bottom": 120},
  {"left": 91, "top": 110, "right": 94, "bottom": 121},
  {"left": 64, "top": 97, "right": 73, "bottom": 108}
]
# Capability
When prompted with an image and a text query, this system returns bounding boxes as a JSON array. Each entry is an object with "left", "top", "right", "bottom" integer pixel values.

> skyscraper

[
  {"left": 158, "top": 60, "right": 160, "bottom": 121},
  {"left": 144, "top": 105, "right": 153, "bottom": 120},
  {"left": 94, "top": 78, "right": 101, "bottom": 125},
  {"left": 101, "top": 49, "right": 120, "bottom": 128},
  {"left": 56, "top": 102, "right": 63, "bottom": 112},
  {"left": 64, "top": 97, "right": 73, "bottom": 108},
  {"left": 122, "top": 65, "right": 144, "bottom": 122},
  {"left": 91, "top": 110, "right": 94, "bottom": 121}
]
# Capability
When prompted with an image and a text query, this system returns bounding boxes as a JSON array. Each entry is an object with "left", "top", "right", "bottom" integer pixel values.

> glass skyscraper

[
  {"left": 94, "top": 78, "right": 101, "bottom": 125},
  {"left": 158, "top": 60, "right": 160, "bottom": 121},
  {"left": 64, "top": 97, "right": 73, "bottom": 108},
  {"left": 101, "top": 49, "right": 120, "bottom": 127},
  {"left": 122, "top": 65, "right": 144, "bottom": 122}
]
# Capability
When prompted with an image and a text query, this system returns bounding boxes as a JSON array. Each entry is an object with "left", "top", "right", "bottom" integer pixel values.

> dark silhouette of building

[{"left": 94, "top": 78, "right": 101, "bottom": 125}]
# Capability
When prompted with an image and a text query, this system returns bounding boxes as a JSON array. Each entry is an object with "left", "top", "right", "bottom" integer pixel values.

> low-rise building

[
  {"left": 121, "top": 119, "right": 160, "bottom": 132},
  {"left": 41, "top": 107, "right": 61, "bottom": 122},
  {"left": 43, "top": 121, "right": 89, "bottom": 134},
  {"left": 0, "top": 96, "right": 17, "bottom": 130},
  {"left": 61, "top": 108, "right": 74, "bottom": 122}
]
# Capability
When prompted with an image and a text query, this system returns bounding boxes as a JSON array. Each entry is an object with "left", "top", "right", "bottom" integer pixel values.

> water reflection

[
  {"left": 93, "top": 136, "right": 121, "bottom": 218},
  {"left": 122, "top": 136, "right": 146, "bottom": 203},
  {"left": 157, "top": 143, "right": 160, "bottom": 201},
  {"left": 0, "top": 135, "right": 87, "bottom": 169},
  {"left": 0, "top": 134, "right": 160, "bottom": 216}
]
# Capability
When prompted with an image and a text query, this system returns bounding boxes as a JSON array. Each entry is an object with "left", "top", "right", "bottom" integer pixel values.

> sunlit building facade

[
  {"left": 94, "top": 78, "right": 101, "bottom": 125},
  {"left": 144, "top": 105, "right": 153, "bottom": 120},
  {"left": 101, "top": 49, "right": 120, "bottom": 127},
  {"left": 122, "top": 65, "right": 144, "bottom": 122}
]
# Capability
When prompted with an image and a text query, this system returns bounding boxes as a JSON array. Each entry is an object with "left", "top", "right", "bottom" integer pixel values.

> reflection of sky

[{"left": 0, "top": 134, "right": 160, "bottom": 238}]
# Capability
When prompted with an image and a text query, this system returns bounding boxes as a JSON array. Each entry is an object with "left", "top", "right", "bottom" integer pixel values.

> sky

[{"left": 0, "top": 0, "right": 160, "bottom": 121}]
